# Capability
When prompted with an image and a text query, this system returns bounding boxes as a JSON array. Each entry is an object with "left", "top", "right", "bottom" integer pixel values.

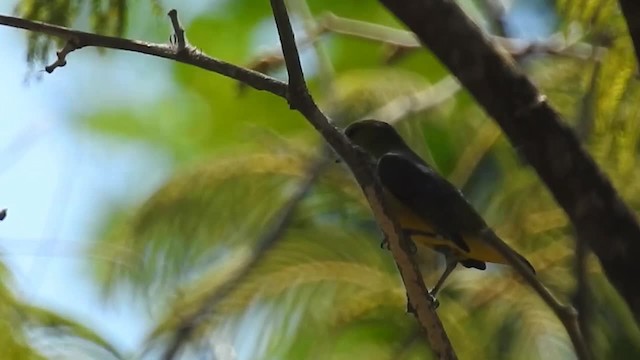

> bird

[{"left": 343, "top": 119, "right": 535, "bottom": 302}]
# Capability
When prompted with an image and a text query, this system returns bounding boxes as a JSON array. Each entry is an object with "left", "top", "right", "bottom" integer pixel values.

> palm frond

[
  {"left": 90, "top": 150, "right": 361, "bottom": 296},
  {"left": 19, "top": 304, "right": 124, "bottom": 359}
]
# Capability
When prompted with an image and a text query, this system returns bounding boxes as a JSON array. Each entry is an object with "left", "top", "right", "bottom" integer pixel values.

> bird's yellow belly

[{"left": 384, "top": 192, "right": 507, "bottom": 265}]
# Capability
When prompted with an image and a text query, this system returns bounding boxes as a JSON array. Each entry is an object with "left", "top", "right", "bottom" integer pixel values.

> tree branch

[
  {"left": 244, "top": 12, "right": 604, "bottom": 76},
  {"left": 318, "top": 12, "right": 604, "bottom": 63},
  {"left": 0, "top": 13, "right": 286, "bottom": 97},
  {"left": 618, "top": 0, "right": 640, "bottom": 69},
  {"left": 478, "top": 228, "right": 589, "bottom": 359},
  {"left": 269, "top": 0, "right": 457, "bottom": 358},
  {"left": 364, "top": 76, "right": 460, "bottom": 124}
]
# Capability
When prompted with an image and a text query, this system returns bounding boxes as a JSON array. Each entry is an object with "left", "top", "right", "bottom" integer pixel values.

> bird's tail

[{"left": 482, "top": 229, "right": 536, "bottom": 275}]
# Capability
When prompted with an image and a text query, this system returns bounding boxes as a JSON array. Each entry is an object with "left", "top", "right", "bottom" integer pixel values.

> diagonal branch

[
  {"left": 245, "top": 12, "right": 604, "bottom": 76},
  {"left": 269, "top": 1, "right": 456, "bottom": 359},
  {"left": 318, "top": 13, "right": 605, "bottom": 63}
]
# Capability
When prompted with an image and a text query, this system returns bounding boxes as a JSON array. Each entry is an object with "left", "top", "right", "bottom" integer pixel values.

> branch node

[
  {"left": 167, "top": 9, "right": 187, "bottom": 52},
  {"left": 44, "top": 37, "right": 81, "bottom": 73}
]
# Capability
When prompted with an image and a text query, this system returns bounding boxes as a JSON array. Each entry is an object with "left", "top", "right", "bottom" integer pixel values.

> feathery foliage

[{"left": 6, "top": 0, "right": 640, "bottom": 358}]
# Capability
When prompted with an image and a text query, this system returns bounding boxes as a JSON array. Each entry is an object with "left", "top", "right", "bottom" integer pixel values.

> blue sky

[
  {"left": 0, "top": 1, "right": 255, "bottom": 356},
  {"left": 0, "top": 2, "right": 176, "bottom": 353}
]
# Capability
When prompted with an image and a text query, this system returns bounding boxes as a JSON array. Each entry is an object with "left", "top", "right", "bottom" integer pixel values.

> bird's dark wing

[{"left": 377, "top": 152, "right": 488, "bottom": 253}]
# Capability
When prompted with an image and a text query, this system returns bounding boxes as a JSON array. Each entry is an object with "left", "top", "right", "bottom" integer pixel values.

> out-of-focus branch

[
  {"left": 161, "top": 155, "right": 330, "bottom": 360},
  {"left": 269, "top": 0, "right": 457, "bottom": 358},
  {"left": 244, "top": 12, "right": 605, "bottom": 75},
  {"left": 364, "top": 76, "right": 461, "bottom": 124},
  {"left": 318, "top": 13, "right": 605, "bottom": 63},
  {"left": 618, "top": 0, "right": 640, "bottom": 69}
]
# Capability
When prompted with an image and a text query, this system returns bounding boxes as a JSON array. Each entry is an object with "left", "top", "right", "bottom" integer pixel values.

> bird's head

[{"left": 344, "top": 119, "right": 407, "bottom": 159}]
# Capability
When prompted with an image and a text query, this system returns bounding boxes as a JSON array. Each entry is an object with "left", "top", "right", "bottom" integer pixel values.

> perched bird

[{"left": 344, "top": 119, "right": 535, "bottom": 300}]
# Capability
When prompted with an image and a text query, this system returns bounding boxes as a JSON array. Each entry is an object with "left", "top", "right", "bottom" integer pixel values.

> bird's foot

[
  {"left": 380, "top": 236, "right": 390, "bottom": 250},
  {"left": 380, "top": 233, "right": 417, "bottom": 253},
  {"left": 400, "top": 231, "right": 418, "bottom": 254},
  {"left": 427, "top": 291, "right": 440, "bottom": 309},
  {"left": 405, "top": 291, "right": 440, "bottom": 314}
]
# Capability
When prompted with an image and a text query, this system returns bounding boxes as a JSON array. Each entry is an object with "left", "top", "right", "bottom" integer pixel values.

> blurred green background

[{"left": 2, "top": 0, "right": 640, "bottom": 359}]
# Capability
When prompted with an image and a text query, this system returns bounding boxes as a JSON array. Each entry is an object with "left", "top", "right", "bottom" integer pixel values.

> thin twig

[
  {"left": 161, "top": 155, "right": 330, "bottom": 360},
  {"left": 270, "top": 0, "right": 307, "bottom": 102},
  {"left": 44, "top": 37, "right": 80, "bottom": 73},
  {"left": 269, "top": 0, "right": 457, "bottom": 358},
  {"left": 318, "top": 13, "right": 605, "bottom": 62},
  {"left": 478, "top": 228, "right": 588, "bottom": 359},
  {"left": 167, "top": 9, "right": 186, "bottom": 52},
  {"left": 244, "top": 12, "right": 605, "bottom": 79},
  {"left": 286, "top": 0, "right": 335, "bottom": 85},
  {"left": 0, "top": 13, "right": 287, "bottom": 97}
]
